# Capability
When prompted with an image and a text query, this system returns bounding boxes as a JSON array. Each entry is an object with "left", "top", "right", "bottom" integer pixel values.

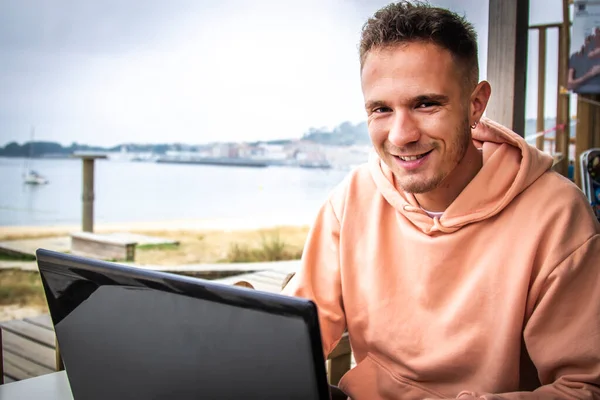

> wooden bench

[
  {"left": 0, "top": 315, "right": 57, "bottom": 383},
  {"left": 70, "top": 232, "right": 137, "bottom": 261}
]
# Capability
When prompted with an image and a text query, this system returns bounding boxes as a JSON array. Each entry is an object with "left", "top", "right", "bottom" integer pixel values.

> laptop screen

[{"left": 38, "top": 250, "right": 328, "bottom": 400}]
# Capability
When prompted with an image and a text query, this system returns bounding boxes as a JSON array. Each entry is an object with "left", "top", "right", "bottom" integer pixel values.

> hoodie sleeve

[
  {"left": 280, "top": 198, "right": 347, "bottom": 358},
  {"left": 453, "top": 234, "right": 600, "bottom": 399}
]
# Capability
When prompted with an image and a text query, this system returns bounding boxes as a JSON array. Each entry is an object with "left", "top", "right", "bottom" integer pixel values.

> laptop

[{"left": 36, "top": 248, "right": 331, "bottom": 400}]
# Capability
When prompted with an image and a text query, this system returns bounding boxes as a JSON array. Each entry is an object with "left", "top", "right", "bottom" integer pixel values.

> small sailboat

[
  {"left": 23, "top": 127, "right": 49, "bottom": 185},
  {"left": 24, "top": 169, "right": 49, "bottom": 185}
]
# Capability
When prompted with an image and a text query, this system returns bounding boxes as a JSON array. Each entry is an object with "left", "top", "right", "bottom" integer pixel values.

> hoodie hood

[{"left": 369, "top": 117, "right": 555, "bottom": 234}]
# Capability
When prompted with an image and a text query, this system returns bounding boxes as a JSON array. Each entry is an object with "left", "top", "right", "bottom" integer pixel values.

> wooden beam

[
  {"left": 575, "top": 95, "right": 592, "bottom": 188},
  {"left": 0, "top": 328, "right": 3, "bottom": 385},
  {"left": 595, "top": 96, "right": 600, "bottom": 148},
  {"left": 529, "top": 22, "right": 568, "bottom": 30},
  {"left": 486, "top": 0, "right": 530, "bottom": 136},
  {"left": 554, "top": 0, "right": 572, "bottom": 177},
  {"left": 575, "top": 94, "right": 600, "bottom": 188},
  {"left": 327, "top": 333, "right": 351, "bottom": 386},
  {"left": 537, "top": 28, "right": 547, "bottom": 150},
  {"left": 71, "top": 154, "right": 107, "bottom": 233}
]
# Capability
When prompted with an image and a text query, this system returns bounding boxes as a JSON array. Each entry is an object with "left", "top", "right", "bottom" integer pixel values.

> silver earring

[{"left": 470, "top": 121, "right": 478, "bottom": 129}]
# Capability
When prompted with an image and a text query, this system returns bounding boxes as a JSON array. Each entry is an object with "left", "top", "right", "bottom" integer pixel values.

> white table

[{"left": 0, "top": 372, "right": 73, "bottom": 399}]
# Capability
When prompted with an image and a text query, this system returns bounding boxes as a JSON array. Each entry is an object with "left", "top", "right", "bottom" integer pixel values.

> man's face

[{"left": 361, "top": 42, "right": 473, "bottom": 194}]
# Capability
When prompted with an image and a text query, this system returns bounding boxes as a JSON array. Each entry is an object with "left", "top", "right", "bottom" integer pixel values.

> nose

[{"left": 388, "top": 110, "right": 420, "bottom": 148}]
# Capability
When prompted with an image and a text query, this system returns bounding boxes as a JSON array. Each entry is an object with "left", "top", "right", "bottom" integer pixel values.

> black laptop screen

[{"left": 37, "top": 251, "right": 328, "bottom": 400}]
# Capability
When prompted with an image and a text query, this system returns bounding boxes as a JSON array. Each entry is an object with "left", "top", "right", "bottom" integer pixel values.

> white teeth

[{"left": 399, "top": 154, "right": 426, "bottom": 161}]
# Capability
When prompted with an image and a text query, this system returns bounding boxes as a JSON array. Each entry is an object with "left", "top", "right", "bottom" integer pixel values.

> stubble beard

[{"left": 393, "top": 117, "right": 471, "bottom": 194}]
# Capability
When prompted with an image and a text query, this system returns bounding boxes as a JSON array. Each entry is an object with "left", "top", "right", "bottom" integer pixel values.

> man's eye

[
  {"left": 373, "top": 107, "right": 392, "bottom": 113},
  {"left": 417, "top": 102, "right": 439, "bottom": 108}
]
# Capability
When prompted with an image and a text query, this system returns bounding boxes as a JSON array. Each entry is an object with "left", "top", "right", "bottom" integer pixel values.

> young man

[{"left": 282, "top": 2, "right": 600, "bottom": 399}]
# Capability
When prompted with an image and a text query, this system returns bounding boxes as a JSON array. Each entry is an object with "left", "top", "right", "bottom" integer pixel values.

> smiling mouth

[{"left": 397, "top": 150, "right": 432, "bottom": 161}]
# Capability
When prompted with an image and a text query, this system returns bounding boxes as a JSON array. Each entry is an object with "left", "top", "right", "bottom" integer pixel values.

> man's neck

[{"left": 414, "top": 143, "right": 483, "bottom": 212}]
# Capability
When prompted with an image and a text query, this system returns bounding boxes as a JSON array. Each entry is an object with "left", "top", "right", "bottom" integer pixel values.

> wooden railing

[
  {"left": 528, "top": 22, "right": 567, "bottom": 156},
  {"left": 528, "top": 0, "right": 572, "bottom": 178}
]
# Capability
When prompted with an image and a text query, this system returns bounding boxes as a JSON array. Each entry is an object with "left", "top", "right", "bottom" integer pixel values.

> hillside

[{"left": 0, "top": 118, "right": 559, "bottom": 157}]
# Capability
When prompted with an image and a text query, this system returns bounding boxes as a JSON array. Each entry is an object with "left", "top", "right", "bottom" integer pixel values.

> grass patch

[
  {"left": 0, "top": 226, "right": 310, "bottom": 267},
  {"left": 130, "top": 226, "right": 309, "bottom": 266},
  {"left": 0, "top": 252, "right": 37, "bottom": 261},
  {"left": 136, "top": 243, "right": 179, "bottom": 251},
  {"left": 0, "top": 227, "right": 309, "bottom": 311},
  {"left": 224, "top": 233, "right": 303, "bottom": 263},
  {"left": 0, "top": 269, "right": 48, "bottom": 308}
]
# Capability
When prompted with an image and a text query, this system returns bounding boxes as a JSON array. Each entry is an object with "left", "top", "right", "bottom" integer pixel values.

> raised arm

[{"left": 281, "top": 198, "right": 347, "bottom": 358}]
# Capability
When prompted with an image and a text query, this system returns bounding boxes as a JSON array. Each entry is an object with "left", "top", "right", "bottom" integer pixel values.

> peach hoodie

[{"left": 282, "top": 118, "right": 600, "bottom": 399}]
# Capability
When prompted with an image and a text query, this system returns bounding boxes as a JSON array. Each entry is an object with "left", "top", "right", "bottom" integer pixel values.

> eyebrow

[
  {"left": 364, "top": 100, "right": 388, "bottom": 112},
  {"left": 364, "top": 93, "right": 450, "bottom": 111},
  {"left": 413, "top": 94, "right": 450, "bottom": 104}
]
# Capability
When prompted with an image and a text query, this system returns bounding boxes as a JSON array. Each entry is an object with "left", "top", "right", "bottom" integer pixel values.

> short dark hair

[{"left": 359, "top": 1, "right": 479, "bottom": 87}]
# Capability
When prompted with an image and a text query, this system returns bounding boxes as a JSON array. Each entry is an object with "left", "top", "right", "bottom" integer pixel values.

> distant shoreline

[{"left": 0, "top": 217, "right": 312, "bottom": 240}]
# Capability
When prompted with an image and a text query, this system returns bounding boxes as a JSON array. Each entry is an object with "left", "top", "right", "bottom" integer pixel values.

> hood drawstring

[{"left": 432, "top": 216, "right": 455, "bottom": 233}]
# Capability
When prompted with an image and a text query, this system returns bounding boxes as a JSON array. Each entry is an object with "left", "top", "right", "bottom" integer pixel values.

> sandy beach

[
  {"left": 0, "top": 218, "right": 311, "bottom": 322},
  {"left": 0, "top": 217, "right": 312, "bottom": 241}
]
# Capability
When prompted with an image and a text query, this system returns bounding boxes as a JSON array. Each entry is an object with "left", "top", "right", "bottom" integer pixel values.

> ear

[{"left": 469, "top": 80, "right": 491, "bottom": 125}]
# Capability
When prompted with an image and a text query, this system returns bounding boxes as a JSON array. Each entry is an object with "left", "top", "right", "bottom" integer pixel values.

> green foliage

[
  {"left": 136, "top": 243, "right": 179, "bottom": 251},
  {"left": 0, "top": 252, "right": 37, "bottom": 261},
  {"left": 0, "top": 270, "right": 46, "bottom": 306},
  {"left": 224, "top": 233, "right": 303, "bottom": 263}
]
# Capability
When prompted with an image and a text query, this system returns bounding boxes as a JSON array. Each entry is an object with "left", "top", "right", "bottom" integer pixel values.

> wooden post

[
  {"left": 595, "top": 95, "right": 600, "bottom": 148},
  {"left": 72, "top": 154, "right": 107, "bottom": 233},
  {"left": 82, "top": 158, "right": 95, "bottom": 232},
  {"left": 574, "top": 96, "right": 589, "bottom": 188},
  {"left": 575, "top": 95, "right": 590, "bottom": 188},
  {"left": 486, "top": 0, "right": 530, "bottom": 137},
  {"left": 536, "top": 28, "right": 547, "bottom": 150},
  {"left": 327, "top": 333, "right": 352, "bottom": 386},
  {"left": 575, "top": 94, "right": 600, "bottom": 188},
  {"left": 0, "top": 328, "right": 4, "bottom": 385},
  {"left": 56, "top": 337, "right": 65, "bottom": 371},
  {"left": 554, "top": 0, "right": 572, "bottom": 177}
]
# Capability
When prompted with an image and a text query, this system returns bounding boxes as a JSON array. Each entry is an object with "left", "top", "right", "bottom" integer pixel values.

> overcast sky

[{"left": 0, "top": 0, "right": 568, "bottom": 146}]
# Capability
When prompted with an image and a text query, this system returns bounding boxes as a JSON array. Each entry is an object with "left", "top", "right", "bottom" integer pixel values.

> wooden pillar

[
  {"left": 554, "top": 0, "right": 571, "bottom": 177},
  {"left": 536, "top": 28, "right": 547, "bottom": 150},
  {"left": 0, "top": 328, "right": 3, "bottom": 385},
  {"left": 575, "top": 94, "right": 600, "bottom": 188},
  {"left": 486, "top": 0, "right": 530, "bottom": 137},
  {"left": 56, "top": 337, "right": 65, "bottom": 371},
  {"left": 575, "top": 95, "right": 591, "bottom": 188},
  {"left": 82, "top": 158, "right": 95, "bottom": 232},
  {"left": 595, "top": 96, "right": 600, "bottom": 148},
  {"left": 327, "top": 333, "right": 352, "bottom": 386},
  {"left": 72, "top": 154, "right": 107, "bottom": 233}
]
